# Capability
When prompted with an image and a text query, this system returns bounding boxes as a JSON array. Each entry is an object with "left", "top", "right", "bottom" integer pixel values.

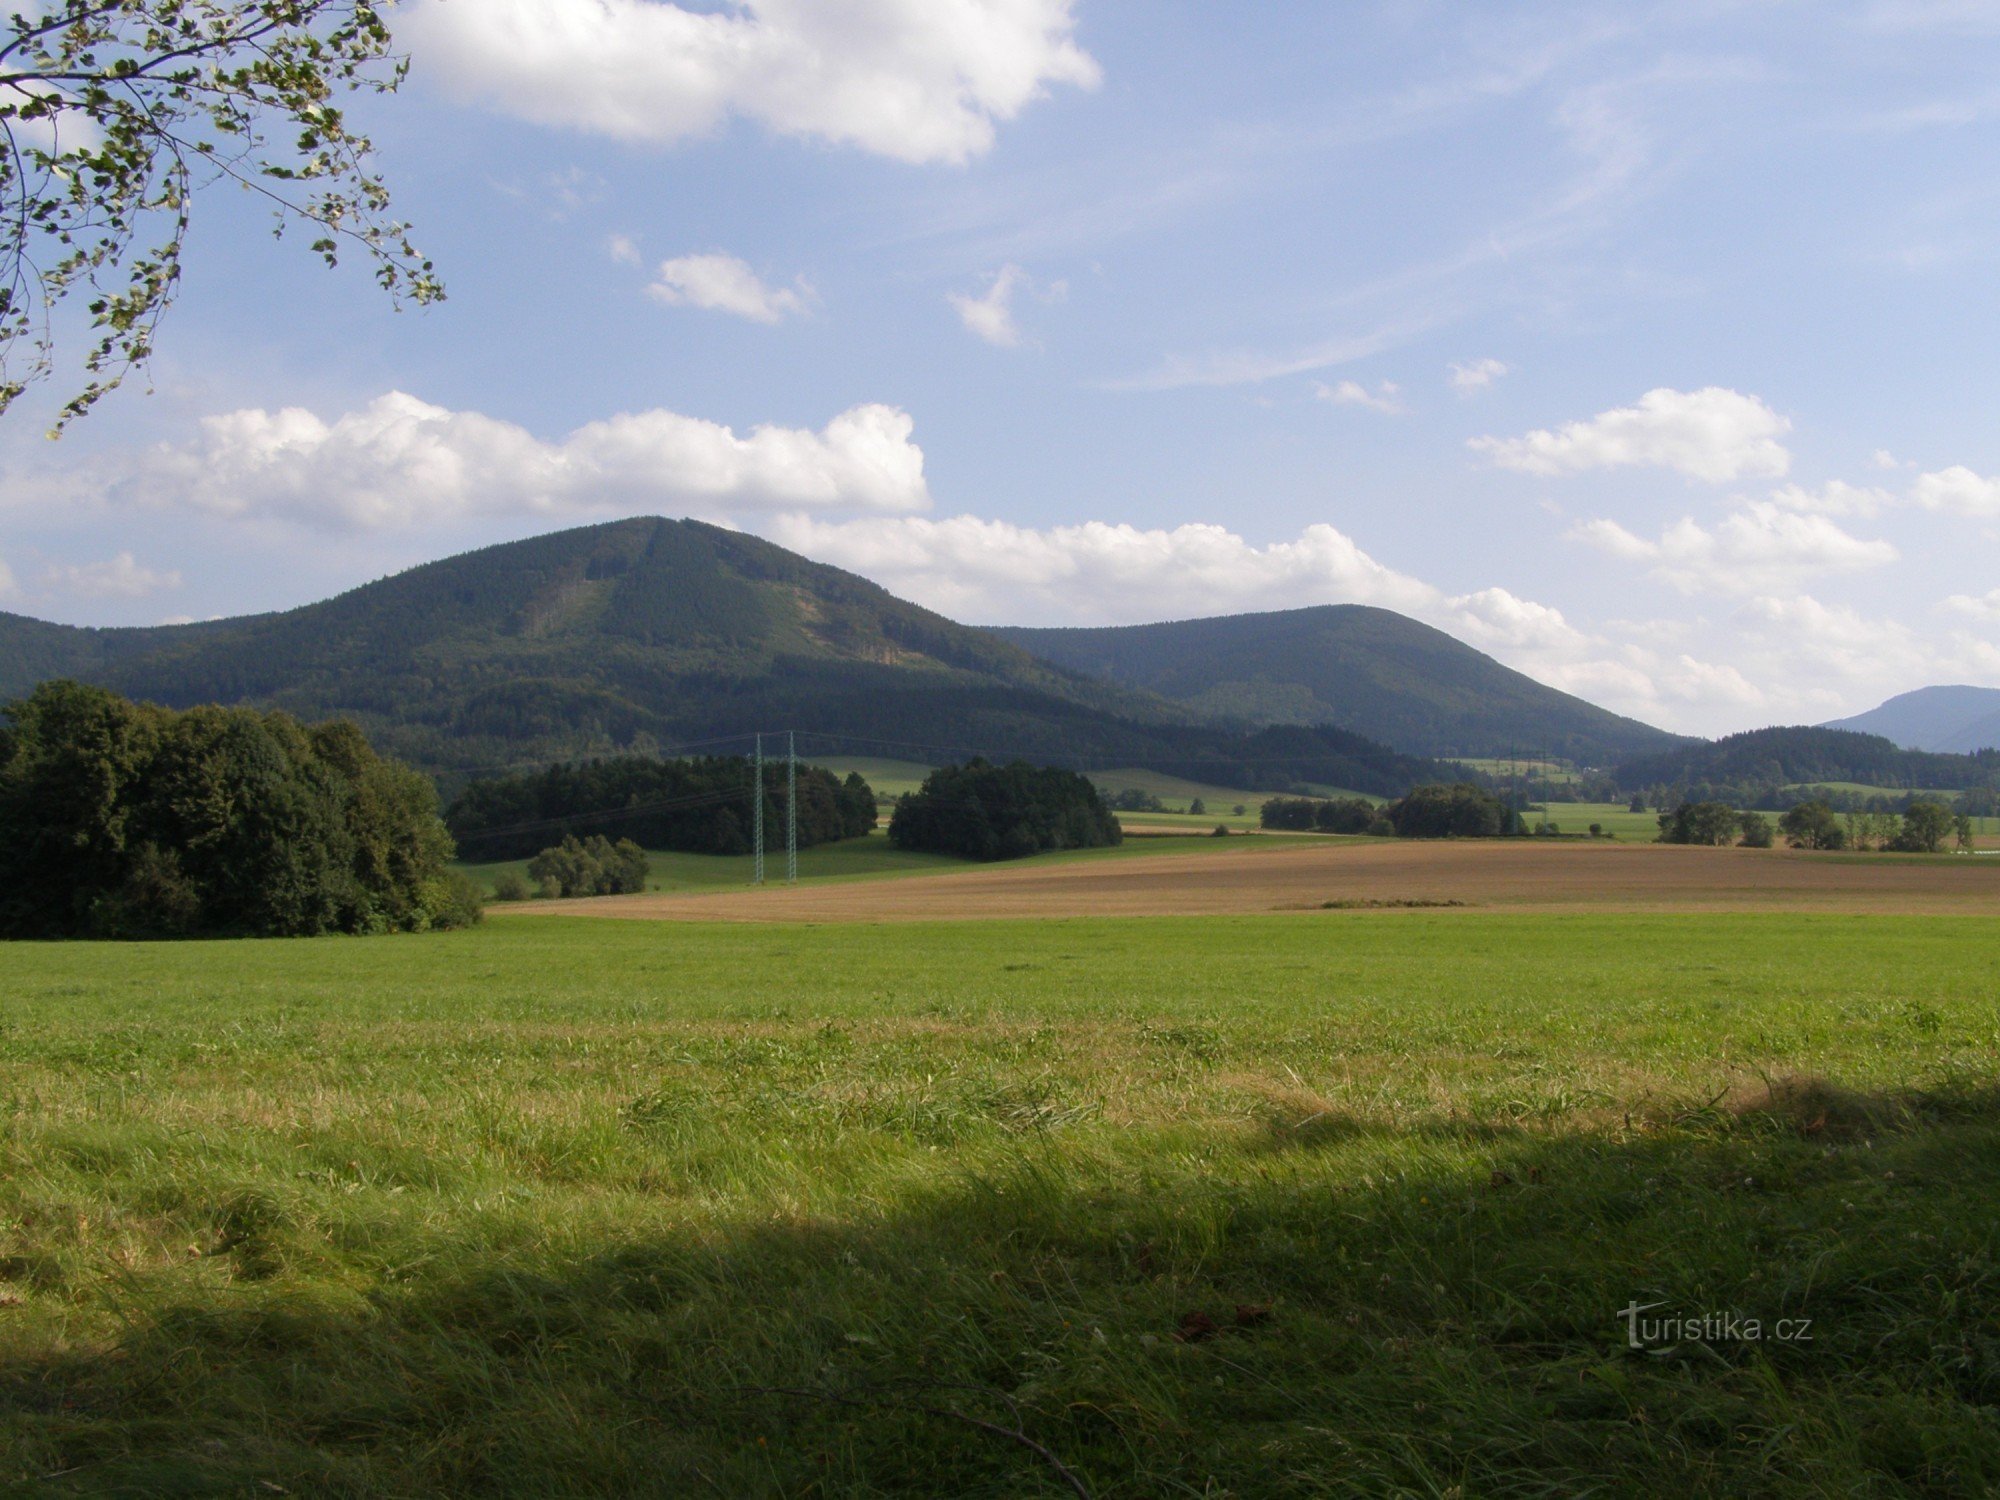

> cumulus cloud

[
  {"left": 1314, "top": 379, "right": 1405, "bottom": 414},
  {"left": 100, "top": 392, "right": 930, "bottom": 530},
  {"left": 42, "top": 552, "right": 183, "bottom": 600},
  {"left": 1471, "top": 387, "right": 1792, "bottom": 482},
  {"left": 1911, "top": 464, "right": 2000, "bottom": 516},
  {"left": 647, "top": 253, "right": 811, "bottom": 323},
  {"left": 1571, "top": 502, "right": 1897, "bottom": 595},
  {"left": 768, "top": 514, "right": 1441, "bottom": 625},
  {"left": 403, "top": 0, "right": 1100, "bottom": 165},
  {"left": 1448, "top": 358, "right": 1509, "bottom": 394},
  {"left": 1943, "top": 588, "right": 2000, "bottom": 622},
  {"left": 1766, "top": 479, "right": 1893, "bottom": 518}
]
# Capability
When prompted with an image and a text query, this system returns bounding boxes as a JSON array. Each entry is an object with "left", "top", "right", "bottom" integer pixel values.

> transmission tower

[
  {"left": 786, "top": 730, "right": 799, "bottom": 884},
  {"left": 752, "top": 733, "right": 765, "bottom": 886}
]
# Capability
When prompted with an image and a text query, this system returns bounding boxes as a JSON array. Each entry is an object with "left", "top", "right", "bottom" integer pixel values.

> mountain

[
  {"left": 1613, "top": 725, "right": 2000, "bottom": 795},
  {"left": 1825, "top": 686, "right": 2000, "bottom": 754},
  {"left": 0, "top": 518, "right": 1442, "bottom": 796},
  {"left": 992, "top": 606, "right": 1683, "bottom": 764}
]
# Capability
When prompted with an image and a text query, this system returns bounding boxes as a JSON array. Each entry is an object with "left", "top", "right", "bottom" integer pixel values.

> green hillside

[
  {"left": 0, "top": 518, "right": 1442, "bottom": 797},
  {"left": 1614, "top": 726, "right": 2000, "bottom": 798},
  {"left": 993, "top": 605, "right": 1681, "bottom": 763}
]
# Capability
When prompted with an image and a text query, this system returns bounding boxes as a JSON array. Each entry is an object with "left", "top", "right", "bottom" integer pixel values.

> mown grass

[{"left": 3, "top": 913, "right": 1999, "bottom": 1495}]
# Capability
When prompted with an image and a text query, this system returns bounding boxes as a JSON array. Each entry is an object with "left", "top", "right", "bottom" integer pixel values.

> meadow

[{"left": 4, "top": 906, "right": 2000, "bottom": 1495}]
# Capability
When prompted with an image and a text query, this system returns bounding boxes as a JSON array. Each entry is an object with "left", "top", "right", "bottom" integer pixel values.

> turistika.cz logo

[{"left": 1618, "top": 1300, "right": 1813, "bottom": 1353}]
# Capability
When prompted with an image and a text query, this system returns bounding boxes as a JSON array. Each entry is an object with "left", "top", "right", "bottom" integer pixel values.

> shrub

[
  {"left": 526, "top": 835, "right": 651, "bottom": 898},
  {"left": 491, "top": 870, "right": 532, "bottom": 902},
  {"left": 1738, "top": 811, "right": 1774, "bottom": 849}
]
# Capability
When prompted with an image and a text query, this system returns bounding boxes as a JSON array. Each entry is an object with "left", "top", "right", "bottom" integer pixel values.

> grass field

[
  {"left": 5, "top": 909, "right": 2000, "bottom": 1495},
  {"left": 458, "top": 829, "right": 965, "bottom": 896}
]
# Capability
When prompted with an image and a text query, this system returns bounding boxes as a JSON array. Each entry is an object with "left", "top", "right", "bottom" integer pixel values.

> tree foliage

[
  {"left": 0, "top": 679, "right": 470, "bottom": 936},
  {"left": 446, "top": 754, "right": 877, "bottom": 864},
  {"left": 1383, "top": 782, "right": 1518, "bottom": 839},
  {"left": 526, "top": 834, "right": 649, "bottom": 899},
  {"left": 887, "top": 759, "right": 1121, "bottom": 861},
  {"left": 1778, "top": 801, "right": 1845, "bottom": 851},
  {"left": 1259, "top": 795, "right": 1387, "bottom": 835},
  {"left": 0, "top": 0, "right": 439, "bottom": 427},
  {"left": 1656, "top": 801, "right": 1743, "bottom": 846},
  {"left": 1888, "top": 801, "right": 1955, "bottom": 855}
]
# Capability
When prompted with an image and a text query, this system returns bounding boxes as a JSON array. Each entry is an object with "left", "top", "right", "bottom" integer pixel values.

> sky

[{"left": 4, "top": 0, "right": 2000, "bottom": 737}]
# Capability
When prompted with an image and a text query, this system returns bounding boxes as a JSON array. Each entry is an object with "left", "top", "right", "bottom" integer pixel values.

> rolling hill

[
  {"left": 993, "top": 606, "right": 1682, "bottom": 763},
  {"left": 1825, "top": 685, "right": 2000, "bottom": 754},
  {"left": 1613, "top": 725, "right": 2000, "bottom": 795},
  {"left": 0, "top": 518, "right": 1443, "bottom": 796}
]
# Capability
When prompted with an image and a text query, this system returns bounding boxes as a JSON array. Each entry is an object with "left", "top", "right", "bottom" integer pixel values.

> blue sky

[{"left": 4, "top": 0, "right": 1999, "bottom": 735}]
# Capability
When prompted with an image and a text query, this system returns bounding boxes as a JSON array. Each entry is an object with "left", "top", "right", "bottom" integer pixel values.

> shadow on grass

[{"left": 6, "top": 1083, "right": 2000, "bottom": 1498}]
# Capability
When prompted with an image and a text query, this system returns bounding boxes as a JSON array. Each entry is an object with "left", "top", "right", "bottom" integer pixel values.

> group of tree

[
  {"left": 491, "top": 835, "right": 650, "bottom": 901},
  {"left": 446, "top": 754, "right": 877, "bottom": 863},
  {"left": 1778, "top": 799, "right": 1971, "bottom": 854},
  {"left": 1613, "top": 727, "right": 2000, "bottom": 810},
  {"left": 1260, "top": 796, "right": 1393, "bottom": 836},
  {"left": 1656, "top": 802, "right": 1774, "bottom": 848},
  {"left": 887, "top": 760, "right": 1121, "bottom": 861},
  {"left": 0, "top": 681, "right": 477, "bottom": 938},
  {"left": 1106, "top": 788, "right": 1166, "bottom": 813},
  {"left": 1383, "top": 783, "right": 1523, "bottom": 839}
]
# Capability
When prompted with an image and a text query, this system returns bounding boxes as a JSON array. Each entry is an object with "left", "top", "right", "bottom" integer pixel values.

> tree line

[
  {"left": 445, "top": 754, "right": 878, "bottom": 863},
  {"left": 1655, "top": 798, "right": 1971, "bottom": 852},
  {"left": 0, "top": 682, "right": 477, "bottom": 939}
]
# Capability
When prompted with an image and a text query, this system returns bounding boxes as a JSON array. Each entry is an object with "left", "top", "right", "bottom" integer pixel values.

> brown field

[{"left": 513, "top": 838, "right": 2000, "bottom": 923}]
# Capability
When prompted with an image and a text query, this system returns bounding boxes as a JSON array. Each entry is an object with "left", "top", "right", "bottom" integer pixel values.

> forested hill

[
  {"left": 0, "top": 518, "right": 1443, "bottom": 796},
  {"left": 1614, "top": 725, "right": 2000, "bottom": 794},
  {"left": 993, "top": 606, "right": 1682, "bottom": 763}
]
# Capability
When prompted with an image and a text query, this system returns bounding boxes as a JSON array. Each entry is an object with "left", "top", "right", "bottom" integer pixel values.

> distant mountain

[
  {"left": 993, "top": 606, "right": 1683, "bottom": 764},
  {"left": 1614, "top": 725, "right": 1999, "bottom": 794},
  {"left": 0, "top": 518, "right": 1443, "bottom": 796},
  {"left": 1825, "top": 686, "right": 2000, "bottom": 754}
]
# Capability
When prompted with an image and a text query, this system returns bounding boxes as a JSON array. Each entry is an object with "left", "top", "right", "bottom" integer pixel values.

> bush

[
  {"left": 429, "top": 872, "right": 487, "bottom": 929},
  {"left": 0, "top": 681, "right": 459, "bottom": 939},
  {"left": 1210, "top": 823, "right": 1229, "bottom": 838},
  {"left": 1738, "top": 811, "right": 1774, "bottom": 849},
  {"left": 526, "top": 835, "right": 651, "bottom": 898},
  {"left": 491, "top": 870, "right": 532, "bottom": 902},
  {"left": 889, "top": 760, "right": 1121, "bottom": 861},
  {"left": 1108, "top": 788, "right": 1165, "bottom": 813}
]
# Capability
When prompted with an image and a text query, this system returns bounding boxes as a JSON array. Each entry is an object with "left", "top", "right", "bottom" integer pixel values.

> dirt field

[{"left": 512, "top": 839, "right": 2000, "bottom": 923}]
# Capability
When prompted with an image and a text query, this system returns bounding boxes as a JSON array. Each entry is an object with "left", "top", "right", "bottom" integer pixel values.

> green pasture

[{"left": 5, "top": 911, "right": 2000, "bottom": 1495}]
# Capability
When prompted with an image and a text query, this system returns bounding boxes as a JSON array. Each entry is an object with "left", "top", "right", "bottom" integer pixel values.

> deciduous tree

[{"left": 0, "top": 0, "right": 439, "bottom": 427}]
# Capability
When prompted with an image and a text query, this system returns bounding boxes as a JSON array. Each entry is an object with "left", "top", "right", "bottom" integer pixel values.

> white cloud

[
  {"left": 1448, "top": 357, "right": 1509, "bottom": 394},
  {"left": 1911, "top": 464, "right": 2000, "bottom": 516},
  {"left": 949, "top": 264, "right": 1043, "bottom": 347},
  {"left": 99, "top": 392, "right": 929, "bottom": 530},
  {"left": 607, "top": 233, "right": 642, "bottom": 266},
  {"left": 404, "top": 0, "right": 1100, "bottom": 165},
  {"left": 42, "top": 552, "right": 183, "bottom": 600},
  {"left": 1943, "top": 588, "right": 2000, "bottom": 623},
  {"left": 1872, "top": 448, "right": 1905, "bottom": 470},
  {"left": 647, "top": 253, "right": 811, "bottom": 323},
  {"left": 0, "top": 551, "right": 14, "bottom": 600},
  {"left": 949, "top": 265, "right": 1064, "bottom": 348},
  {"left": 1571, "top": 502, "right": 1897, "bottom": 595},
  {"left": 767, "top": 514, "right": 1442, "bottom": 626},
  {"left": 1767, "top": 479, "right": 1893, "bottom": 518},
  {"left": 1471, "top": 387, "right": 1792, "bottom": 482},
  {"left": 1314, "top": 379, "right": 1405, "bottom": 414}
]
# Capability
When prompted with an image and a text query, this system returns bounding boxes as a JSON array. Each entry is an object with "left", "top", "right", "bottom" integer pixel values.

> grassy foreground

[{"left": 4, "top": 913, "right": 1999, "bottom": 1495}]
